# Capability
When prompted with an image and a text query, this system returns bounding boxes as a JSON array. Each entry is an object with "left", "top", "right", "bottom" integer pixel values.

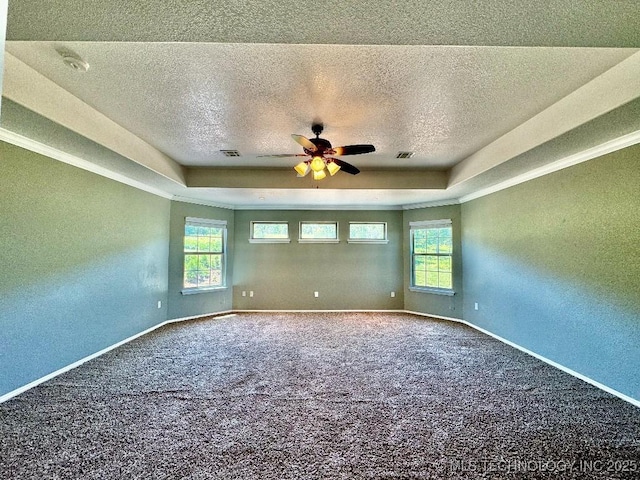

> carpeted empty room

[{"left": 1, "top": 312, "right": 639, "bottom": 479}]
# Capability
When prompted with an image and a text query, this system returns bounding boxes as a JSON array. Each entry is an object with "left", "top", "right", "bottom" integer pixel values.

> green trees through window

[
  {"left": 299, "top": 222, "right": 338, "bottom": 240},
  {"left": 349, "top": 222, "right": 387, "bottom": 241},
  {"left": 183, "top": 219, "right": 226, "bottom": 290},
  {"left": 411, "top": 221, "right": 453, "bottom": 291},
  {"left": 251, "top": 222, "right": 289, "bottom": 239}
]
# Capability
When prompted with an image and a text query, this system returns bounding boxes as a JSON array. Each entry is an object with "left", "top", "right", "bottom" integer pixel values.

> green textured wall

[
  {"left": 167, "top": 201, "right": 234, "bottom": 319},
  {"left": 403, "top": 204, "right": 463, "bottom": 318},
  {"left": 233, "top": 210, "right": 403, "bottom": 310},
  {"left": 461, "top": 144, "right": 640, "bottom": 400},
  {"left": 0, "top": 0, "right": 6, "bottom": 116},
  {"left": 0, "top": 141, "right": 170, "bottom": 397}
]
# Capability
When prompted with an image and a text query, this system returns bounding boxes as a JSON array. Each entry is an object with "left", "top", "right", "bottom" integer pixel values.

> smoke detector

[
  {"left": 56, "top": 47, "right": 89, "bottom": 72},
  {"left": 63, "top": 56, "right": 90, "bottom": 72}
]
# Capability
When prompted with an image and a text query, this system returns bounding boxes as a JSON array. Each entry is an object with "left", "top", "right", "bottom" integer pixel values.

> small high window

[
  {"left": 250, "top": 222, "right": 290, "bottom": 243},
  {"left": 348, "top": 222, "right": 388, "bottom": 243},
  {"left": 299, "top": 221, "right": 339, "bottom": 243}
]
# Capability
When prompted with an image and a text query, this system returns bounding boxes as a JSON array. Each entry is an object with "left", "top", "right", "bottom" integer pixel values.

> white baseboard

[
  {"left": 0, "top": 311, "right": 233, "bottom": 403},
  {"left": 233, "top": 309, "right": 406, "bottom": 313},
  {"left": 165, "top": 310, "right": 235, "bottom": 324},
  {"left": 3, "top": 309, "right": 637, "bottom": 409},
  {"left": 406, "top": 310, "right": 640, "bottom": 408}
]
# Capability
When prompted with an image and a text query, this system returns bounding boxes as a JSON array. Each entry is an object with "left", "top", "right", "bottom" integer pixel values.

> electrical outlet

[
  {"left": 314, "top": 291, "right": 319, "bottom": 298},
  {"left": 250, "top": 291, "right": 254, "bottom": 297},
  {"left": 474, "top": 302, "right": 479, "bottom": 311},
  {"left": 391, "top": 291, "right": 396, "bottom": 298},
  {"left": 242, "top": 291, "right": 246, "bottom": 297},
  {"left": 157, "top": 300, "right": 162, "bottom": 309}
]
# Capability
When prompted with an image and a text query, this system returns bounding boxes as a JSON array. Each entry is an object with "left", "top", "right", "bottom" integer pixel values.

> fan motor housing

[{"left": 305, "top": 137, "right": 332, "bottom": 155}]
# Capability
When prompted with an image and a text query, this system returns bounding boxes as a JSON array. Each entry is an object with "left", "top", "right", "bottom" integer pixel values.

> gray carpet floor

[{"left": 1, "top": 312, "right": 639, "bottom": 479}]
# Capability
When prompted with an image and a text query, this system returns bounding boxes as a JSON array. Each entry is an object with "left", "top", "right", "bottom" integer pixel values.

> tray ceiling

[{"left": 2, "top": 1, "right": 640, "bottom": 209}]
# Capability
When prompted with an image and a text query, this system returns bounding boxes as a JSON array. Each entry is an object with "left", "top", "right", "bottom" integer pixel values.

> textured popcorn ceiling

[
  {"left": 7, "top": 42, "right": 634, "bottom": 169},
  {"left": 7, "top": 0, "right": 640, "bottom": 46},
  {"left": 3, "top": 0, "right": 640, "bottom": 208}
]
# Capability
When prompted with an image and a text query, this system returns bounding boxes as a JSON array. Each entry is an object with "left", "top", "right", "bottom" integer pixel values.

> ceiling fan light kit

[
  {"left": 294, "top": 161, "right": 310, "bottom": 177},
  {"left": 265, "top": 123, "right": 374, "bottom": 181},
  {"left": 326, "top": 161, "right": 341, "bottom": 176},
  {"left": 310, "top": 156, "right": 325, "bottom": 172},
  {"left": 313, "top": 169, "right": 327, "bottom": 180}
]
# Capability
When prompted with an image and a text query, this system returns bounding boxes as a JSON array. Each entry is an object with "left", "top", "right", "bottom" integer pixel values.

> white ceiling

[{"left": 2, "top": 1, "right": 640, "bottom": 209}]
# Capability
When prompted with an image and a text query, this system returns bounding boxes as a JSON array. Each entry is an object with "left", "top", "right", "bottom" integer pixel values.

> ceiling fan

[{"left": 263, "top": 123, "right": 375, "bottom": 180}]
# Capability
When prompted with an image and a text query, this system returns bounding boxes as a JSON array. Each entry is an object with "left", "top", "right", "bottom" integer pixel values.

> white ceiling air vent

[
  {"left": 396, "top": 151, "right": 414, "bottom": 159},
  {"left": 220, "top": 150, "right": 241, "bottom": 157}
]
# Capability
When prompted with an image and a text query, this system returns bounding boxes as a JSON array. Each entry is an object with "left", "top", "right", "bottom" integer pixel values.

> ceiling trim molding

[
  {"left": 4, "top": 126, "right": 638, "bottom": 210},
  {"left": 402, "top": 199, "right": 460, "bottom": 210},
  {"left": 2, "top": 52, "right": 186, "bottom": 186},
  {"left": 170, "top": 195, "right": 235, "bottom": 210},
  {"left": 458, "top": 129, "right": 640, "bottom": 203},
  {"left": 0, "top": 127, "right": 174, "bottom": 200},
  {"left": 233, "top": 204, "right": 403, "bottom": 211},
  {"left": 449, "top": 51, "right": 640, "bottom": 189}
]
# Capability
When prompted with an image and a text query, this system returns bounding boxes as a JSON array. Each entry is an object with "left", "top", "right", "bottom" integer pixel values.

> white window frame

[
  {"left": 298, "top": 221, "right": 340, "bottom": 243},
  {"left": 347, "top": 222, "right": 389, "bottom": 244},
  {"left": 409, "top": 219, "right": 454, "bottom": 296},
  {"left": 249, "top": 221, "right": 291, "bottom": 243},
  {"left": 182, "top": 217, "right": 228, "bottom": 295}
]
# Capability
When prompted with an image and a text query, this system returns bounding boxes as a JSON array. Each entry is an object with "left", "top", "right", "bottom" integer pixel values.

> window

[
  {"left": 183, "top": 217, "right": 227, "bottom": 293},
  {"left": 250, "top": 221, "right": 290, "bottom": 243},
  {"left": 348, "top": 222, "right": 388, "bottom": 243},
  {"left": 410, "top": 219, "right": 453, "bottom": 294},
  {"left": 299, "top": 221, "right": 339, "bottom": 243}
]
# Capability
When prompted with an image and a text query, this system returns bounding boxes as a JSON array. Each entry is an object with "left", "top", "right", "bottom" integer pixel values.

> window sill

[
  {"left": 409, "top": 287, "right": 455, "bottom": 296},
  {"left": 298, "top": 239, "right": 340, "bottom": 243},
  {"left": 181, "top": 286, "right": 228, "bottom": 295},
  {"left": 248, "top": 238, "right": 291, "bottom": 243},
  {"left": 347, "top": 239, "right": 389, "bottom": 244}
]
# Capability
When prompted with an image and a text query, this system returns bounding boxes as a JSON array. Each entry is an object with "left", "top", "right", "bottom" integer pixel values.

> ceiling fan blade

[
  {"left": 256, "top": 153, "right": 308, "bottom": 158},
  {"left": 332, "top": 144, "right": 375, "bottom": 156},
  {"left": 331, "top": 158, "right": 360, "bottom": 175},
  {"left": 291, "top": 134, "right": 318, "bottom": 152}
]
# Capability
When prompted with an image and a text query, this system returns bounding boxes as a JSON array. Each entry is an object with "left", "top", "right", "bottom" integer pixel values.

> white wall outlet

[
  {"left": 474, "top": 302, "right": 479, "bottom": 311},
  {"left": 157, "top": 300, "right": 162, "bottom": 309},
  {"left": 249, "top": 291, "right": 254, "bottom": 297},
  {"left": 391, "top": 291, "right": 396, "bottom": 298},
  {"left": 242, "top": 291, "right": 247, "bottom": 297},
  {"left": 314, "top": 291, "right": 319, "bottom": 298}
]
